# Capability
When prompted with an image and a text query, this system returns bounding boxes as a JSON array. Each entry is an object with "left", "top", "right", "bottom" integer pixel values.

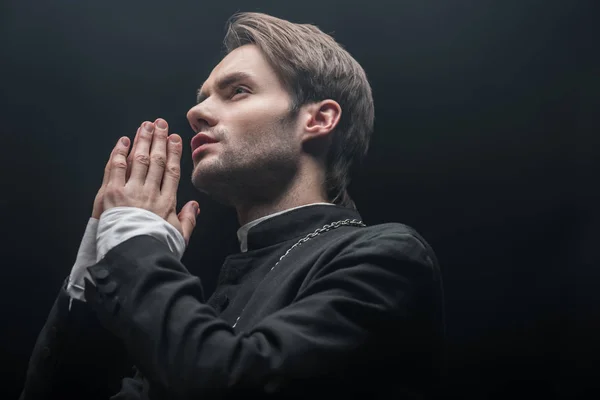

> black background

[{"left": 1, "top": 0, "right": 598, "bottom": 398}]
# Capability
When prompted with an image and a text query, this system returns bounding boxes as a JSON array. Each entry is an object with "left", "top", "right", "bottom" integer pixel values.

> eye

[{"left": 230, "top": 86, "right": 249, "bottom": 98}]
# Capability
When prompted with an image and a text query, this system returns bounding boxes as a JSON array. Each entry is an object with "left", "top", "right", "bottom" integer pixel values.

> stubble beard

[{"left": 191, "top": 120, "right": 299, "bottom": 207}]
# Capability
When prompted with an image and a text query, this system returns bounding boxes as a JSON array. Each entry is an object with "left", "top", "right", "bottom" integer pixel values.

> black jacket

[{"left": 20, "top": 204, "right": 445, "bottom": 399}]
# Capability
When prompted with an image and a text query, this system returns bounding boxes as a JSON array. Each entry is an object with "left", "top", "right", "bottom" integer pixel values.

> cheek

[{"left": 226, "top": 96, "right": 291, "bottom": 134}]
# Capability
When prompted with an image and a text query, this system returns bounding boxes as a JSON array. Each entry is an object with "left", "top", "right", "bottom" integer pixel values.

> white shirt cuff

[
  {"left": 67, "top": 218, "right": 99, "bottom": 304},
  {"left": 96, "top": 206, "right": 186, "bottom": 264}
]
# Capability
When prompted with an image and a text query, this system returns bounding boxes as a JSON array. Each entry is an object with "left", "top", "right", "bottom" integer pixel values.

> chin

[{"left": 191, "top": 165, "right": 234, "bottom": 205}]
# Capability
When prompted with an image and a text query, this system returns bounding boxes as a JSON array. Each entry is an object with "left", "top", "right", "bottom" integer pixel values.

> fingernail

[
  {"left": 143, "top": 122, "right": 154, "bottom": 132},
  {"left": 121, "top": 137, "right": 130, "bottom": 146},
  {"left": 156, "top": 119, "right": 167, "bottom": 129},
  {"left": 193, "top": 203, "right": 199, "bottom": 215},
  {"left": 169, "top": 135, "right": 180, "bottom": 143}
]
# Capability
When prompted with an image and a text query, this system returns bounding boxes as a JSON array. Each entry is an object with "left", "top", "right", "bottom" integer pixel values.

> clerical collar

[{"left": 236, "top": 203, "right": 362, "bottom": 253}]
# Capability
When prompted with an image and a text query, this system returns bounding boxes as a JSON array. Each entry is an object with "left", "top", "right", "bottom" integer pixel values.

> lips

[{"left": 191, "top": 133, "right": 219, "bottom": 152}]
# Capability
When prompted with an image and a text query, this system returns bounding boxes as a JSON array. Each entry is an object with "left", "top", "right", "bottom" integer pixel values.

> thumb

[{"left": 178, "top": 201, "right": 200, "bottom": 245}]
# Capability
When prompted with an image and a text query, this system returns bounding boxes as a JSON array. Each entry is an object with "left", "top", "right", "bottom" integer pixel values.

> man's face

[{"left": 186, "top": 44, "right": 300, "bottom": 205}]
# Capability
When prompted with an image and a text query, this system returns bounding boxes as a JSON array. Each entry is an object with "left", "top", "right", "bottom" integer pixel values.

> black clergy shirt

[{"left": 20, "top": 204, "right": 445, "bottom": 399}]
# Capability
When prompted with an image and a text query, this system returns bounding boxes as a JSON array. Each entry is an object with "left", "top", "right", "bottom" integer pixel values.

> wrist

[{"left": 96, "top": 207, "right": 186, "bottom": 262}]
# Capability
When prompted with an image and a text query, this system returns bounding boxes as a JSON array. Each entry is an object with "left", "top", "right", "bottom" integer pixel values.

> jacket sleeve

[
  {"left": 19, "top": 277, "right": 136, "bottom": 400},
  {"left": 109, "top": 368, "right": 145, "bottom": 400},
  {"left": 84, "top": 229, "right": 441, "bottom": 398}
]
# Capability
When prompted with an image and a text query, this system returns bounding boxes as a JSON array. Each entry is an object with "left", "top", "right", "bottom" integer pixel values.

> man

[{"left": 20, "top": 12, "right": 445, "bottom": 399}]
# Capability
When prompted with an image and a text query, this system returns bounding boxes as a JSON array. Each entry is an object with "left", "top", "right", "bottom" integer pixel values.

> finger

[
  {"left": 161, "top": 133, "right": 182, "bottom": 195},
  {"left": 129, "top": 121, "right": 154, "bottom": 184},
  {"left": 101, "top": 146, "right": 116, "bottom": 188},
  {"left": 146, "top": 118, "right": 169, "bottom": 191},
  {"left": 108, "top": 137, "right": 130, "bottom": 187},
  {"left": 178, "top": 201, "right": 200, "bottom": 246},
  {"left": 126, "top": 125, "right": 142, "bottom": 181}
]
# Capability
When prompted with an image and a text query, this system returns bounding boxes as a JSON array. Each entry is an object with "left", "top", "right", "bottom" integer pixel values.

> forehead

[{"left": 203, "top": 44, "right": 281, "bottom": 90}]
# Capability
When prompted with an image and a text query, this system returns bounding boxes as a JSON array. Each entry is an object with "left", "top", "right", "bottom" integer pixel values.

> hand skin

[{"left": 92, "top": 118, "right": 200, "bottom": 246}]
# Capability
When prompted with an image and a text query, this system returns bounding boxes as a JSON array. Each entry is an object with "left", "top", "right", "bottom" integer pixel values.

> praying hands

[{"left": 92, "top": 118, "right": 199, "bottom": 246}]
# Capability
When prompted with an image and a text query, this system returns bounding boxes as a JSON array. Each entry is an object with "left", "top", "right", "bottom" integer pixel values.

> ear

[{"left": 301, "top": 100, "right": 342, "bottom": 143}]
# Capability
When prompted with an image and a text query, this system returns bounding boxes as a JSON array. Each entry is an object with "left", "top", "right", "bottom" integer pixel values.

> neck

[{"left": 235, "top": 167, "right": 329, "bottom": 227}]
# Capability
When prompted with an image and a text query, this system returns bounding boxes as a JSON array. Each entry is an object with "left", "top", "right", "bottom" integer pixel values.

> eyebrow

[{"left": 196, "top": 71, "right": 255, "bottom": 104}]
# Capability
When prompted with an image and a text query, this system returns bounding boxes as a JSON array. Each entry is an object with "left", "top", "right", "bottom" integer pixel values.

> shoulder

[{"left": 334, "top": 222, "right": 439, "bottom": 271}]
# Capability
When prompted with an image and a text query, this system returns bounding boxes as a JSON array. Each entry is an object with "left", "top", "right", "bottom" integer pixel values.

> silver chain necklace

[{"left": 232, "top": 218, "right": 366, "bottom": 328}]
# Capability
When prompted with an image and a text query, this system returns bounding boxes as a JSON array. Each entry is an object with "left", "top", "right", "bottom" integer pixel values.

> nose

[{"left": 186, "top": 102, "right": 217, "bottom": 133}]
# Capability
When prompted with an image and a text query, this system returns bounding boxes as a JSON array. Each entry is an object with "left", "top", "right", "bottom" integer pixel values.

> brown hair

[{"left": 223, "top": 12, "right": 375, "bottom": 210}]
